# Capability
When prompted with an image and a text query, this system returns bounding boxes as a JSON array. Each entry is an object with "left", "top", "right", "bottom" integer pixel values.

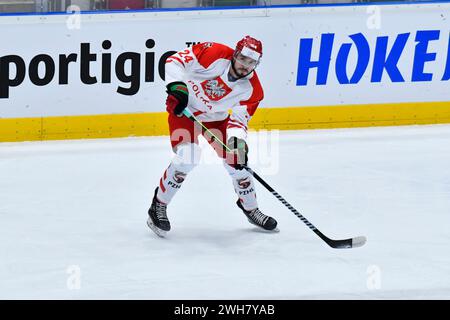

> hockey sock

[{"left": 224, "top": 162, "right": 258, "bottom": 211}]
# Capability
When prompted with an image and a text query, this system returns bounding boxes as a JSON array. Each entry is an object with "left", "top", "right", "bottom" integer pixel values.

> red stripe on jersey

[
  {"left": 163, "top": 169, "right": 167, "bottom": 180},
  {"left": 193, "top": 111, "right": 205, "bottom": 117},
  {"left": 228, "top": 119, "right": 246, "bottom": 128},
  {"left": 240, "top": 72, "right": 264, "bottom": 116},
  {"left": 228, "top": 121, "right": 246, "bottom": 130},
  {"left": 169, "top": 55, "right": 185, "bottom": 67},
  {"left": 159, "top": 178, "right": 166, "bottom": 193},
  {"left": 192, "top": 42, "right": 234, "bottom": 69}
]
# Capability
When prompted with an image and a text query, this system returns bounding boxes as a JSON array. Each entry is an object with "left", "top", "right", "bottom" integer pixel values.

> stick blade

[
  {"left": 327, "top": 236, "right": 367, "bottom": 249},
  {"left": 351, "top": 236, "right": 367, "bottom": 248}
]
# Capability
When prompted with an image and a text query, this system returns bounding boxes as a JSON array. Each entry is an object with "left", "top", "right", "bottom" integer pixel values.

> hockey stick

[{"left": 182, "top": 108, "right": 366, "bottom": 249}]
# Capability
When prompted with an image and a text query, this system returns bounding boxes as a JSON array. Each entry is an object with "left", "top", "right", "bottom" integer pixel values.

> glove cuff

[
  {"left": 167, "top": 82, "right": 188, "bottom": 96},
  {"left": 166, "top": 82, "right": 189, "bottom": 114}
]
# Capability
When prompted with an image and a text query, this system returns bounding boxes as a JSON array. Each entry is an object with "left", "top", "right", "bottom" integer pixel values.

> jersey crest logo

[{"left": 201, "top": 77, "right": 232, "bottom": 101}]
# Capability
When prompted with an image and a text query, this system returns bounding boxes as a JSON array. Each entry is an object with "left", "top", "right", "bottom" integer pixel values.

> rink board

[
  {"left": 0, "top": 2, "right": 449, "bottom": 141},
  {"left": 2, "top": 101, "right": 450, "bottom": 142}
]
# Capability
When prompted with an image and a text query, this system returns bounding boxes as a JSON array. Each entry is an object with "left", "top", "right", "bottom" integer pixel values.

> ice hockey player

[{"left": 147, "top": 36, "right": 278, "bottom": 237}]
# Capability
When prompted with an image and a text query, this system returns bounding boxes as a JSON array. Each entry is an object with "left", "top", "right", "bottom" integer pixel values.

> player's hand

[
  {"left": 166, "top": 82, "right": 189, "bottom": 116},
  {"left": 225, "top": 137, "right": 248, "bottom": 170}
]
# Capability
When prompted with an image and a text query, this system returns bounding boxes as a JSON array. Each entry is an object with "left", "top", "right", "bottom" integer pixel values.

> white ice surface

[{"left": 1, "top": 125, "right": 450, "bottom": 299}]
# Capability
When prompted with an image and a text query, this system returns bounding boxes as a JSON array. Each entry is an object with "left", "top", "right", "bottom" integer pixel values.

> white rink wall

[{"left": 0, "top": 3, "right": 449, "bottom": 118}]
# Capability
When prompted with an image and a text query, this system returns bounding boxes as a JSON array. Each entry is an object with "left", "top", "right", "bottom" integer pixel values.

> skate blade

[
  {"left": 247, "top": 219, "right": 280, "bottom": 233},
  {"left": 253, "top": 227, "right": 280, "bottom": 233},
  {"left": 147, "top": 218, "right": 167, "bottom": 238}
]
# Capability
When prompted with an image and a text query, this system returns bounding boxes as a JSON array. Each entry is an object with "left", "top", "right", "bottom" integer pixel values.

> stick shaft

[{"left": 181, "top": 109, "right": 363, "bottom": 249}]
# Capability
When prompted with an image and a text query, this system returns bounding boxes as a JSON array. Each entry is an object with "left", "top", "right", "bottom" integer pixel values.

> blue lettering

[
  {"left": 412, "top": 30, "right": 440, "bottom": 81},
  {"left": 442, "top": 34, "right": 450, "bottom": 81},
  {"left": 371, "top": 33, "right": 410, "bottom": 83},
  {"left": 296, "top": 30, "right": 448, "bottom": 86},
  {"left": 336, "top": 33, "right": 370, "bottom": 84},
  {"left": 296, "top": 33, "right": 334, "bottom": 86}
]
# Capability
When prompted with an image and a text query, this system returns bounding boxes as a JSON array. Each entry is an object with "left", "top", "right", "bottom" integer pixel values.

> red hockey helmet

[{"left": 235, "top": 36, "right": 263, "bottom": 66}]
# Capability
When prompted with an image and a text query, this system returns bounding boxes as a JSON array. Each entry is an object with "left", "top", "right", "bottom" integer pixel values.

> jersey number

[{"left": 178, "top": 50, "right": 194, "bottom": 63}]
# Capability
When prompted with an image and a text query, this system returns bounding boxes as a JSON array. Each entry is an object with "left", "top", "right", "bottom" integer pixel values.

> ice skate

[
  {"left": 236, "top": 200, "right": 278, "bottom": 232},
  {"left": 147, "top": 188, "right": 170, "bottom": 237}
]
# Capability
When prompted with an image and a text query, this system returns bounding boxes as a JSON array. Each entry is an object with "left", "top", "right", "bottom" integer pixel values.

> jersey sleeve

[
  {"left": 165, "top": 42, "right": 234, "bottom": 85},
  {"left": 227, "top": 73, "right": 264, "bottom": 141},
  {"left": 165, "top": 47, "right": 196, "bottom": 85}
]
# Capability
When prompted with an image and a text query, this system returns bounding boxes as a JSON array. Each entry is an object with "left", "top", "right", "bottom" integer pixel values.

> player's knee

[
  {"left": 172, "top": 143, "right": 202, "bottom": 172},
  {"left": 223, "top": 161, "right": 248, "bottom": 178}
]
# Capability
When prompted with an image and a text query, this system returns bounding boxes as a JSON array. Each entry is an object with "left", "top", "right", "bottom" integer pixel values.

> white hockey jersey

[{"left": 165, "top": 42, "right": 264, "bottom": 140}]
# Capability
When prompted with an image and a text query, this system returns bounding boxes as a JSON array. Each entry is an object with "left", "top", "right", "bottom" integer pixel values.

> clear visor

[{"left": 235, "top": 53, "right": 259, "bottom": 69}]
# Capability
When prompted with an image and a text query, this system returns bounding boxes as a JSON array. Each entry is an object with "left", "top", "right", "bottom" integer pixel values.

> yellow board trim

[
  {"left": 252, "top": 101, "right": 450, "bottom": 130},
  {"left": 1, "top": 101, "right": 450, "bottom": 143}
]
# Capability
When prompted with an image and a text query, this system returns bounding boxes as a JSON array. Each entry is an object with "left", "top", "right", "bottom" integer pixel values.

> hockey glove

[
  {"left": 166, "top": 81, "right": 189, "bottom": 116},
  {"left": 225, "top": 137, "right": 248, "bottom": 170}
]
